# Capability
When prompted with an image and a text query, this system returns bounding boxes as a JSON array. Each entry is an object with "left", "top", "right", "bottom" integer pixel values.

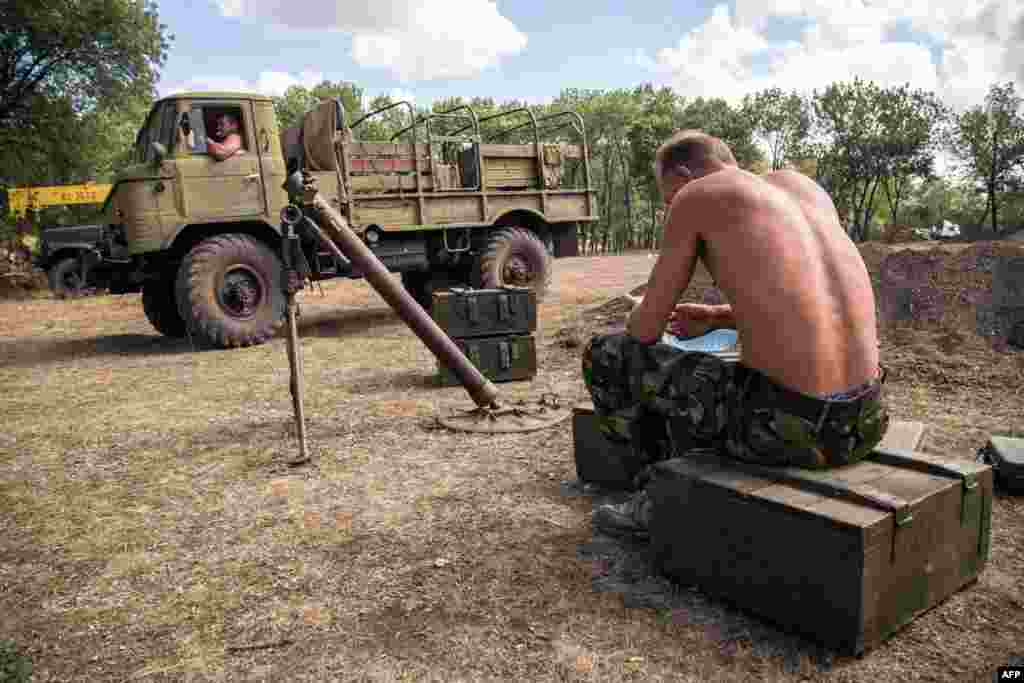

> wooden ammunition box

[
  {"left": 431, "top": 287, "right": 537, "bottom": 339},
  {"left": 646, "top": 448, "right": 993, "bottom": 655},
  {"left": 437, "top": 334, "right": 537, "bottom": 385},
  {"left": 573, "top": 406, "right": 643, "bottom": 490}
]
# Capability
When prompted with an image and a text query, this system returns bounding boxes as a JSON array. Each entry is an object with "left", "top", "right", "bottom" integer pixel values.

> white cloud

[
  {"left": 213, "top": 0, "right": 527, "bottom": 81},
  {"left": 159, "top": 70, "right": 324, "bottom": 98},
  {"left": 636, "top": 0, "right": 1024, "bottom": 112}
]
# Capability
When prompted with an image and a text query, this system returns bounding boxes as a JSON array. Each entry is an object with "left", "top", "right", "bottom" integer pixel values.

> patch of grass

[{"left": 0, "top": 640, "right": 32, "bottom": 683}]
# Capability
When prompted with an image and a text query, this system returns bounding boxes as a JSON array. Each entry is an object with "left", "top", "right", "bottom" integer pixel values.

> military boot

[{"left": 592, "top": 489, "right": 653, "bottom": 540}]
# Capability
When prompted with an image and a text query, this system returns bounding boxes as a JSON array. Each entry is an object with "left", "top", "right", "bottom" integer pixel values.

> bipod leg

[
  {"left": 281, "top": 209, "right": 310, "bottom": 465},
  {"left": 285, "top": 284, "right": 309, "bottom": 464}
]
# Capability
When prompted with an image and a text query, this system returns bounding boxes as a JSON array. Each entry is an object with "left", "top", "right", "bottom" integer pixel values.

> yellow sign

[{"left": 7, "top": 183, "right": 112, "bottom": 217}]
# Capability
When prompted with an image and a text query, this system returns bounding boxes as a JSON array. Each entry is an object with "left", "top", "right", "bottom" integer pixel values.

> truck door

[{"left": 178, "top": 101, "right": 265, "bottom": 219}]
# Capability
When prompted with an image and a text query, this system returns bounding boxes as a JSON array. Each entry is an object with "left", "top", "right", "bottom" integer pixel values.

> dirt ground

[{"left": 1, "top": 248, "right": 1022, "bottom": 682}]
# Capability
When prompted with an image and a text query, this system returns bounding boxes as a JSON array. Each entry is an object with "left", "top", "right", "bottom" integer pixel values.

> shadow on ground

[
  {"left": 295, "top": 305, "right": 403, "bottom": 340},
  {"left": 561, "top": 480, "right": 841, "bottom": 675},
  {"left": 1, "top": 306, "right": 406, "bottom": 369},
  {"left": 0, "top": 333, "right": 198, "bottom": 369}
]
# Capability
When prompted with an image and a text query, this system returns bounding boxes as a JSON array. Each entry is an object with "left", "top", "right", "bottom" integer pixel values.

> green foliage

[
  {"left": 0, "top": 640, "right": 32, "bottom": 683},
  {"left": 807, "top": 78, "right": 949, "bottom": 241},
  {"left": 0, "top": 0, "right": 170, "bottom": 130},
  {"left": 951, "top": 81, "right": 1024, "bottom": 235},
  {"left": 272, "top": 80, "right": 365, "bottom": 131},
  {"left": 0, "top": 0, "right": 170, "bottom": 196},
  {"left": 743, "top": 88, "right": 811, "bottom": 171},
  {"left": 678, "top": 97, "right": 763, "bottom": 170}
]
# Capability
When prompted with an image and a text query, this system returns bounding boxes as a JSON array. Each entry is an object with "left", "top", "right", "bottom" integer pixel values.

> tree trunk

[
  {"left": 860, "top": 174, "right": 882, "bottom": 242},
  {"left": 990, "top": 181, "right": 999, "bottom": 234},
  {"left": 649, "top": 196, "right": 657, "bottom": 250}
]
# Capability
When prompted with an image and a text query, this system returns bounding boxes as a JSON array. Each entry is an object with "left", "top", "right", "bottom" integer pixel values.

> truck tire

[
  {"left": 477, "top": 227, "right": 552, "bottom": 300},
  {"left": 175, "top": 234, "right": 285, "bottom": 348},
  {"left": 142, "top": 274, "right": 187, "bottom": 337},
  {"left": 49, "top": 256, "right": 86, "bottom": 298}
]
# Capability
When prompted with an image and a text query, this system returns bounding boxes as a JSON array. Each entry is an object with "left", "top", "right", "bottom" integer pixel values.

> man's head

[
  {"left": 654, "top": 130, "right": 737, "bottom": 207},
  {"left": 214, "top": 113, "right": 240, "bottom": 140}
]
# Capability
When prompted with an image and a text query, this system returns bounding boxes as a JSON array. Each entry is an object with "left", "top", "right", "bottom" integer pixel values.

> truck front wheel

[
  {"left": 477, "top": 227, "right": 552, "bottom": 300},
  {"left": 175, "top": 234, "right": 285, "bottom": 348},
  {"left": 142, "top": 274, "right": 187, "bottom": 337},
  {"left": 49, "top": 257, "right": 86, "bottom": 298}
]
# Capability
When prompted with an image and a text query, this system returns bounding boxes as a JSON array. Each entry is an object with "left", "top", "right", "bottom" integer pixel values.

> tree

[
  {"left": 811, "top": 79, "right": 884, "bottom": 240},
  {"left": 875, "top": 84, "right": 949, "bottom": 225},
  {"left": 951, "top": 81, "right": 1024, "bottom": 236},
  {"left": 678, "top": 97, "right": 763, "bottom": 170},
  {"left": 744, "top": 88, "right": 811, "bottom": 171},
  {"left": 272, "top": 81, "right": 365, "bottom": 131},
  {"left": 0, "top": 0, "right": 170, "bottom": 131},
  {"left": 807, "top": 79, "right": 945, "bottom": 242},
  {"left": 627, "top": 85, "right": 685, "bottom": 249}
]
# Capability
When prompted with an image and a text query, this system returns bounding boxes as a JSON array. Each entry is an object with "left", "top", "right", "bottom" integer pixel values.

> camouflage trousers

[{"left": 582, "top": 332, "right": 890, "bottom": 472}]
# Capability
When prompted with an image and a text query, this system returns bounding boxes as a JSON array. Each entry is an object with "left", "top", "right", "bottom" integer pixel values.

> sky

[{"left": 157, "top": 0, "right": 1024, "bottom": 114}]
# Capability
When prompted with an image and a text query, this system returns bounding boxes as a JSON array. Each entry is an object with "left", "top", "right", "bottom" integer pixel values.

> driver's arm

[{"left": 208, "top": 133, "right": 242, "bottom": 161}]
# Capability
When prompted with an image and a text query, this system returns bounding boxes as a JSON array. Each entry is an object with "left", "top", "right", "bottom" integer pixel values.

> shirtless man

[
  {"left": 207, "top": 112, "right": 243, "bottom": 161},
  {"left": 584, "top": 130, "right": 889, "bottom": 537}
]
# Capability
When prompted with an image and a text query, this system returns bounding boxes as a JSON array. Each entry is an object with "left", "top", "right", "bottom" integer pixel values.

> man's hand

[
  {"left": 667, "top": 302, "right": 732, "bottom": 339},
  {"left": 208, "top": 133, "right": 242, "bottom": 161}
]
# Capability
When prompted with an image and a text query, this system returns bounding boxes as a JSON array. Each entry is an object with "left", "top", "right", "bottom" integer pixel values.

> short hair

[{"left": 654, "top": 130, "right": 737, "bottom": 180}]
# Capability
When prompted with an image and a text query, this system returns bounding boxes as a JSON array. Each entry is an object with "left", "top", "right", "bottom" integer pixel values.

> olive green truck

[{"left": 102, "top": 92, "right": 597, "bottom": 348}]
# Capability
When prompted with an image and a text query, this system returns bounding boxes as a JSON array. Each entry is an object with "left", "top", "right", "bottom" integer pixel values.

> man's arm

[
  {"left": 208, "top": 133, "right": 242, "bottom": 161},
  {"left": 627, "top": 188, "right": 706, "bottom": 344}
]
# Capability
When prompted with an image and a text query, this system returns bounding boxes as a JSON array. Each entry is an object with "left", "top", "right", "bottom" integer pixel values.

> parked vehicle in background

[
  {"left": 5, "top": 183, "right": 140, "bottom": 297},
  {"left": 35, "top": 222, "right": 140, "bottom": 297},
  {"left": 103, "top": 91, "right": 597, "bottom": 347}
]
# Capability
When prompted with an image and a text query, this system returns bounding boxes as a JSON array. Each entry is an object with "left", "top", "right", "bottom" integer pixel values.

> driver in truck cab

[{"left": 206, "top": 112, "right": 243, "bottom": 161}]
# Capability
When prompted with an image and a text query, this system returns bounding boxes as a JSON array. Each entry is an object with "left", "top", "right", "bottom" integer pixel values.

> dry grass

[{"left": 1, "top": 250, "right": 1022, "bottom": 682}]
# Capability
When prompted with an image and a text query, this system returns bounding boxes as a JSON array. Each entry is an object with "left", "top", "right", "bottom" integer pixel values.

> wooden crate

[{"left": 646, "top": 447, "right": 993, "bottom": 655}]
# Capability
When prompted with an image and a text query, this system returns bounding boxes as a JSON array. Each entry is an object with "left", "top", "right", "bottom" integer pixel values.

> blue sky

[{"left": 157, "top": 0, "right": 1023, "bottom": 114}]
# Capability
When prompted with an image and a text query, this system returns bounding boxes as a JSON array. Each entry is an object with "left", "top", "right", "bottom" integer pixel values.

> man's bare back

[{"left": 630, "top": 166, "right": 879, "bottom": 397}]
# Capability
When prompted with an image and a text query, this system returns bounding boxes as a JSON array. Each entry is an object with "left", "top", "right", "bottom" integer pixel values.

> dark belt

[{"left": 737, "top": 365, "right": 887, "bottom": 433}]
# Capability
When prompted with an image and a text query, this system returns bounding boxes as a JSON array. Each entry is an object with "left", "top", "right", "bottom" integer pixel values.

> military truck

[
  {"left": 103, "top": 91, "right": 596, "bottom": 348},
  {"left": 35, "top": 223, "right": 140, "bottom": 297}
]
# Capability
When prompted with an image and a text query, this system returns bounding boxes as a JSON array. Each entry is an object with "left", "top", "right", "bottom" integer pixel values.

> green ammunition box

[
  {"left": 647, "top": 447, "right": 993, "bottom": 655},
  {"left": 431, "top": 287, "right": 537, "bottom": 339},
  {"left": 437, "top": 333, "right": 537, "bottom": 385}
]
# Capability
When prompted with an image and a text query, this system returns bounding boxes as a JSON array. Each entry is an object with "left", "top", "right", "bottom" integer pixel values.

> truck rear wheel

[
  {"left": 142, "top": 274, "right": 187, "bottom": 337},
  {"left": 477, "top": 227, "right": 552, "bottom": 300},
  {"left": 49, "top": 256, "right": 86, "bottom": 298},
  {"left": 176, "top": 234, "right": 285, "bottom": 348}
]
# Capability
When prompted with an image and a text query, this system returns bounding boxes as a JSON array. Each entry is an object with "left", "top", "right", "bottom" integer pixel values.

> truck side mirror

[{"left": 151, "top": 141, "right": 167, "bottom": 164}]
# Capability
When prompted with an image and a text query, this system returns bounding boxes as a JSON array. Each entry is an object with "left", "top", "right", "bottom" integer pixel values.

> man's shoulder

[
  {"left": 763, "top": 168, "right": 823, "bottom": 194},
  {"left": 679, "top": 168, "right": 762, "bottom": 210}
]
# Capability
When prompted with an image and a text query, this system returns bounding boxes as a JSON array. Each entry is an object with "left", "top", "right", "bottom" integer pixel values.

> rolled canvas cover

[{"left": 302, "top": 100, "right": 341, "bottom": 172}]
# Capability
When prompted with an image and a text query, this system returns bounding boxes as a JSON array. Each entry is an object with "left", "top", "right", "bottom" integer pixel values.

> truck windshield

[{"left": 134, "top": 102, "right": 176, "bottom": 163}]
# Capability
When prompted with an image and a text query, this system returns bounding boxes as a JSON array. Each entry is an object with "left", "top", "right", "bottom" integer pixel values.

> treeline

[
  {"left": 1, "top": 1, "right": 1022, "bottom": 248},
  {"left": 273, "top": 79, "right": 1024, "bottom": 252}
]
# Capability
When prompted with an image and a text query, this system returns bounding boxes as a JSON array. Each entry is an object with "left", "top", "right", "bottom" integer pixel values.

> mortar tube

[{"left": 306, "top": 194, "right": 501, "bottom": 409}]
